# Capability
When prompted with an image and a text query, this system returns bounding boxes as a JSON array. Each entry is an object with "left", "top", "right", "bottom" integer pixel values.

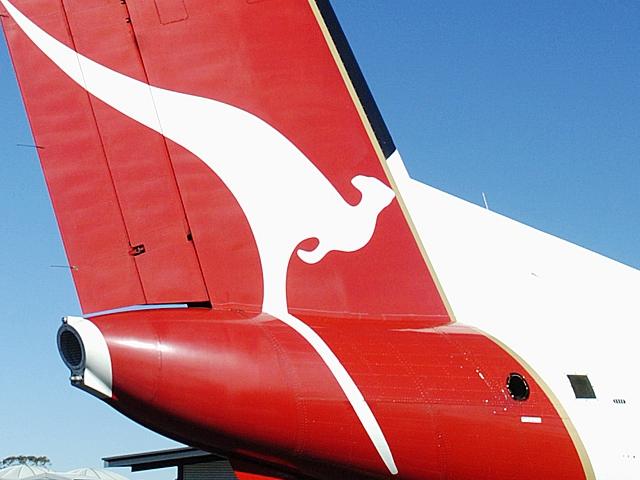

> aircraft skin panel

[
  {"left": 393, "top": 157, "right": 640, "bottom": 479},
  {"left": 234, "top": 474, "right": 286, "bottom": 480},
  {"left": 1, "top": 0, "right": 209, "bottom": 313},
  {"left": 0, "top": 2, "right": 449, "bottom": 470},
  {"left": 1, "top": 0, "right": 449, "bottom": 318},
  {"left": 119, "top": 0, "right": 446, "bottom": 317},
  {"left": 87, "top": 307, "right": 585, "bottom": 480},
  {"left": 1, "top": 1, "right": 147, "bottom": 312},
  {"left": 2, "top": 0, "right": 631, "bottom": 478},
  {"left": 60, "top": 0, "right": 209, "bottom": 306}
]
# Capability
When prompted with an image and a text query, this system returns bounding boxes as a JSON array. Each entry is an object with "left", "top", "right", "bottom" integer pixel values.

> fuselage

[
  {"left": 58, "top": 166, "right": 640, "bottom": 480},
  {"left": 3, "top": 0, "right": 637, "bottom": 477},
  {"left": 397, "top": 162, "right": 640, "bottom": 480}
]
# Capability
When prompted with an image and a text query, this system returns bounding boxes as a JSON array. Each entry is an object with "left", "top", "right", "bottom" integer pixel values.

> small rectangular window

[{"left": 567, "top": 374, "right": 596, "bottom": 399}]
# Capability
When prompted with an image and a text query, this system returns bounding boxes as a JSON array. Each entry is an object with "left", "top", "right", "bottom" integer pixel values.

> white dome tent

[
  {"left": 0, "top": 466, "right": 50, "bottom": 480},
  {"left": 0, "top": 468, "right": 128, "bottom": 480},
  {"left": 64, "top": 469, "right": 128, "bottom": 480}
]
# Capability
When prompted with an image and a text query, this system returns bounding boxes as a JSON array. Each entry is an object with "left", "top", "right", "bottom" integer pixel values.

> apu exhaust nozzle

[{"left": 57, "top": 316, "right": 113, "bottom": 399}]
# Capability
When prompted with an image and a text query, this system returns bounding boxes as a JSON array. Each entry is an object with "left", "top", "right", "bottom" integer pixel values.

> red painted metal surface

[
  {"left": 2, "top": 0, "right": 209, "bottom": 313},
  {"left": 229, "top": 459, "right": 293, "bottom": 480},
  {"left": 1, "top": 0, "right": 448, "bottom": 318},
  {"left": 0, "top": 2, "right": 590, "bottom": 479},
  {"left": 234, "top": 474, "right": 284, "bottom": 480},
  {"left": 123, "top": 0, "right": 445, "bottom": 317},
  {"left": 63, "top": 0, "right": 209, "bottom": 306},
  {"left": 89, "top": 308, "right": 586, "bottom": 480},
  {"left": 2, "top": 1, "right": 146, "bottom": 312}
]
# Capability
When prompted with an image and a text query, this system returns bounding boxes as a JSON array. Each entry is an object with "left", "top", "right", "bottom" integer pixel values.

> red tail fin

[{"left": 1, "top": 0, "right": 450, "bottom": 323}]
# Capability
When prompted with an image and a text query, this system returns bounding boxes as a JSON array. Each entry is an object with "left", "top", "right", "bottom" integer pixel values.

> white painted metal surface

[
  {"left": 65, "top": 316, "right": 113, "bottom": 399},
  {"left": 390, "top": 153, "right": 640, "bottom": 479}
]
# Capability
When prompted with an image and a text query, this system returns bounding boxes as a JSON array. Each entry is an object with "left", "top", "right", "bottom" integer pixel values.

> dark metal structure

[{"left": 103, "top": 448, "right": 237, "bottom": 480}]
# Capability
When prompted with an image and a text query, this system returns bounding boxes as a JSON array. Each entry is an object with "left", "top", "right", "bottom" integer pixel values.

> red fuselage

[{"left": 84, "top": 307, "right": 586, "bottom": 479}]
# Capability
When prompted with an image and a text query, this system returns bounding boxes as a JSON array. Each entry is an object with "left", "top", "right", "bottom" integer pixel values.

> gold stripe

[
  {"left": 486, "top": 331, "right": 596, "bottom": 480},
  {"left": 307, "top": 0, "right": 457, "bottom": 323}
]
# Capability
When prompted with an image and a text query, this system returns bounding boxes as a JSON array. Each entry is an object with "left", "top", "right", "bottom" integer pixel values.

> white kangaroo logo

[{"left": 2, "top": 0, "right": 398, "bottom": 474}]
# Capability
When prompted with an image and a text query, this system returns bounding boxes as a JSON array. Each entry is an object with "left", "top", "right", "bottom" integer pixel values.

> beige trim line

[
  {"left": 486, "top": 331, "right": 596, "bottom": 480},
  {"left": 307, "top": 0, "right": 458, "bottom": 324}
]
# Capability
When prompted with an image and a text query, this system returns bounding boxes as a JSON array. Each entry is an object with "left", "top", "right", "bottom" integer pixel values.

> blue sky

[{"left": 1, "top": 1, "right": 638, "bottom": 479}]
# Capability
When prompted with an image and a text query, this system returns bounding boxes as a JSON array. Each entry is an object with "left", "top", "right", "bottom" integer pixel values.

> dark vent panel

[
  {"left": 59, "top": 329, "right": 84, "bottom": 369},
  {"left": 182, "top": 461, "right": 238, "bottom": 480},
  {"left": 567, "top": 374, "right": 596, "bottom": 399}
]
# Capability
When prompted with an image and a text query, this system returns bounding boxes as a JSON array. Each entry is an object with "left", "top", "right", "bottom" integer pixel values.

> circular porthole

[{"left": 506, "top": 372, "right": 530, "bottom": 401}]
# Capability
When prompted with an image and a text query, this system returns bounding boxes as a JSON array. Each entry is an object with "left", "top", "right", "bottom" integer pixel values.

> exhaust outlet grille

[{"left": 58, "top": 328, "right": 84, "bottom": 370}]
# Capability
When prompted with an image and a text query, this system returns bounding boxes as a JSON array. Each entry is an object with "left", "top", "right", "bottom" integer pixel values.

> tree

[{"left": 1, "top": 456, "right": 51, "bottom": 468}]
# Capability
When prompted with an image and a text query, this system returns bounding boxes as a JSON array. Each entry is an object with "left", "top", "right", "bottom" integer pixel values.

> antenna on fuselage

[{"left": 482, "top": 192, "right": 490, "bottom": 210}]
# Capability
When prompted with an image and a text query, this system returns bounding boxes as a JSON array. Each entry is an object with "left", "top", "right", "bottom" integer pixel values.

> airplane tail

[{"left": 0, "top": 0, "right": 451, "bottom": 323}]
